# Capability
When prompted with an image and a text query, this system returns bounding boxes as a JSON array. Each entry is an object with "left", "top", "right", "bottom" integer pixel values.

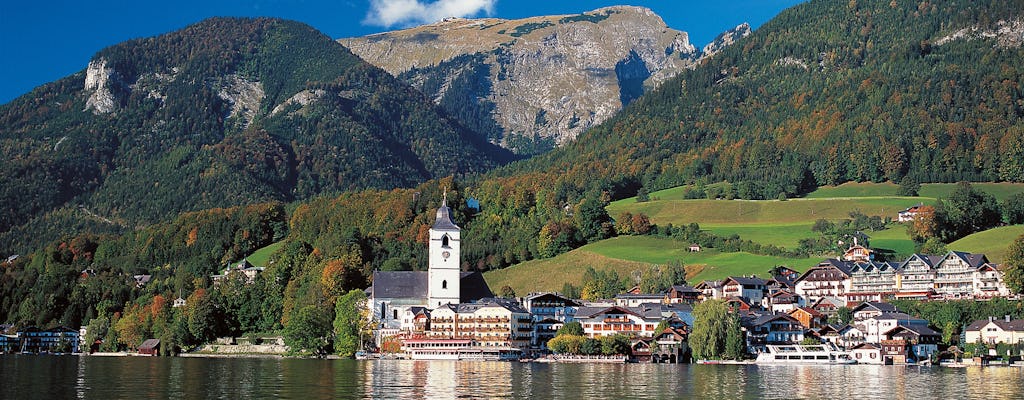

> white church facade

[{"left": 367, "top": 194, "right": 493, "bottom": 339}]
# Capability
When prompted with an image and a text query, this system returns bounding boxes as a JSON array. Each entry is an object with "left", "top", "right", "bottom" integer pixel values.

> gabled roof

[
  {"left": 723, "top": 276, "right": 767, "bottom": 287},
  {"left": 695, "top": 280, "right": 723, "bottom": 289},
  {"left": 966, "top": 318, "right": 1024, "bottom": 332},
  {"left": 795, "top": 259, "right": 852, "bottom": 282},
  {"left": 850, "top": 342, "right": 880, "bottom": 350},
  {"left": 944, "top": 251, "right": 989, "bottom": 268},
  {"left": 670, "top": 285, "right": 700, "bottom": 294},
  {"left": 524, "top": 292, "right": 582, "bottom": 306},
  {"left": 139, "top": 339, "right": 160, "bottom": 350},
  {"left": 370, "top": 270, "right": 492, "bottom": 303},
  {"left": 810, "top": 297, "right": 844, "bottom": 309},
  {"left": 746, "top": 313, "right": 801, "bottom": 328},
  {"left": 852, "top": 301, "right": 900, "bottom": 314},
  {"left": 884, "top": 324, "right": 940, "bottom": 338},
  {"left": 901, "top": 254, "right": 943, "bottom": 269},
  {"left": 790, "top": 306, "right": 824, "bottom": 318}
]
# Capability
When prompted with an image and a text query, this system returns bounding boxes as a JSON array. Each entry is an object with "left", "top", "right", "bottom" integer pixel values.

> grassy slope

[
  {"left": 483, "top": 236, "right": 812, "bottom": 295},
  {"left": 243, "top": 241, "right": 284, "bottom": 267},
  {"left": 948, "top": 225, "right": 1024, "bottom": 264},
  {"left": 490, "top": 183, "right": 1024, "bottom": 294}
]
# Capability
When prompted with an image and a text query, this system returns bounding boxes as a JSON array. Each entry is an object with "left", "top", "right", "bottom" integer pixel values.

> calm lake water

[{"left": 2, "top": 355, "right": 1023, "bottom": 399}]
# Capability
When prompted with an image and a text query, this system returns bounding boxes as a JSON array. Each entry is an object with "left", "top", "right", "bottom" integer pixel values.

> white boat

[
  {"left": 403, "top": 339, "right": 521, "bottom": 361},
  {"left": 755, "top": 343, "right": 856, "bottom": 365}
]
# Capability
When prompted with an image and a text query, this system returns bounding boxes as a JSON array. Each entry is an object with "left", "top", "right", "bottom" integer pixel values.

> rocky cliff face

[
  {"left": 340, "top": 6, "right": 701, "bottom": 154},
  {"left": 702, "top": 23, "right": 752, "bottom": 57}
]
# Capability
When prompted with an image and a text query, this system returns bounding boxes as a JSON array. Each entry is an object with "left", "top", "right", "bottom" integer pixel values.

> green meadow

[
  {"left": 243, "top": 241, "right": 285, "bottom": 267},
  {"left": 493, "top": 181, "right": 1024, "bottom": 294}
]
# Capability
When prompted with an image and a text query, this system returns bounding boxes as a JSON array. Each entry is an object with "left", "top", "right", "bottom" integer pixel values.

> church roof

[
  {"left": 432, "top": 195, "right": 460, "bottom": 232},
  {"left": 370, "top": 270, "right": 493, "bottom": 303}
]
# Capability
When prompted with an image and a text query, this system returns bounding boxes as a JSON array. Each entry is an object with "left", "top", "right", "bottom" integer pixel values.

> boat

[
  {"left": 402, "top": 339, "right": 522, "bottom": 361},
  {"left": 755, "top": 343, "right": 856, "bottom": 365},
  {"left": 354, "top": 351, "right": 379, "bottom": 360}
]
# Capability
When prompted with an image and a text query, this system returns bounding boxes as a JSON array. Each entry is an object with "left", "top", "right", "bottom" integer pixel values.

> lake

[{"left": 2, "top": 355, "right": 1023, "bottom": 399}]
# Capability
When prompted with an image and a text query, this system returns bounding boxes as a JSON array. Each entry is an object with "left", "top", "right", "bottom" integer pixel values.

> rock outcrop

[{"left": 341, "top": 6, "right": 703, "bottom": 154}]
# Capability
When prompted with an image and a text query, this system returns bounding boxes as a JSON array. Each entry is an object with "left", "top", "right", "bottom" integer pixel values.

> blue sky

[{"left": 0, "top": 0, "right": 803, "bottom": 104}]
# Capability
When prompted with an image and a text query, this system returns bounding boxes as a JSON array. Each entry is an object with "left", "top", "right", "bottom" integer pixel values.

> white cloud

[{"left": 364, "top": 0, "right": 497, "bottom": 27}]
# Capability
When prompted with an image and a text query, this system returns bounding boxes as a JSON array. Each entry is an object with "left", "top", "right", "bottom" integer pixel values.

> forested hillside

[
  {"left": 0, "top": 17, "right": 512, "bottom": 255},
  {"left": 496, "top": 0, "right": 1024, "bottom": 198}
]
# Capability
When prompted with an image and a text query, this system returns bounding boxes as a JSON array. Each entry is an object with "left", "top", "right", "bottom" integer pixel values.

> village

[
  {"left": 360, "top": 198, "right": 1024, "bottom": 365},
  {"left": 3, "top": 199, "right": 1022, "bottom": 367}
]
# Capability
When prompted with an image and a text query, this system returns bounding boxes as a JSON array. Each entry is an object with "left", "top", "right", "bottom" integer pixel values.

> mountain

[
  {"left": 702, "top": 23, "right": 752, "bottom": 57},
  {"left": 0, "top": 18, "right": 512, "bottom": 254},
  {"left": 340, "top": 6, "right": 701, "bottom": 154},
  {"left": 497, "top": 0, "right": 1024, "bottom": 199}
]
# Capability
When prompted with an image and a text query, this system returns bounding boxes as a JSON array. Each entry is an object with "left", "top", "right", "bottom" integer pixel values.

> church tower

[{"left": 428, "top": 192, "right": 461, "bottom": 308}]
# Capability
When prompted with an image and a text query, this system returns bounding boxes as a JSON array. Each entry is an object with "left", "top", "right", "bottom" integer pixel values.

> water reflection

[{"left": 4, "top": 355, "right": 1024, "bottom": 399}]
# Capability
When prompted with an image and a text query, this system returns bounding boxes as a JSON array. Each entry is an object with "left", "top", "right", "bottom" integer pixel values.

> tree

[
  {"left": 897, "top": 176, "right": 920, "bottom": 197},
  {"left": 934, "top": 182, "right": 1002, "bottom": 242},
  {"left": 600, "top": 334, "right": 631, "bottom": 356},
  {"left": 835, "top": 307, "right": 853, "bottom": 325},
  {"left": 1004, "top": 235, "right": 1024, "bottom": 293},
  {"left": 690, "top": 299, "right": 730, "bottom": 360},
  {"left": 919, "top": 237, "right": 948, "bottom": 255},
  {"left": 561, "top": 283, "right": 581, "bottom": 300},
  {"left": 581, "top": 338, "right": 602, "bottom": 355},
  {"left": 574, "top": 195, "right": 613, "bottom": 243},
  {"left": 556, "top": 321, "right": 583, "bottom": 337},
  {"left": 636, "top": 187, "right": 650, "bottom": 202},
  {"left": 333, "top": 289, "right": 369, "bottom": 357},
  {"left": 724, "top": 312, "right": 746, "bottom": 360},
  {"left": 284, "top": 304, "right": 333, "bottom": 356},
  {"left": 498, "top": 285, "right": 517, "bottom": 299},
  {"left": 1004, "top": 193, "right": 1024, "bottom": 225},
  {"left": 547, "top": 334, "right": 584, "bottom": 354},
  {"left": 906, "top": 205, "right": 937, "bottom": 242}
]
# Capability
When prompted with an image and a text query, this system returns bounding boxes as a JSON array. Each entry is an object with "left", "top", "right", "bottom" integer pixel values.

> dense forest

[
  {"left": 3, "top": 0, "right": 1024, "bottom": 353},
  {"left": 0, "top": 17, "right": 513, "bottom": 255},
  {"left": 495, "top": 0, "right": 1024, "bottom": 198}
]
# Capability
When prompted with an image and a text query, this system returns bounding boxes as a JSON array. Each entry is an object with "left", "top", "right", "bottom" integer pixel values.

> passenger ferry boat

[
  {"left": 402, "top": 339, "right": 522, "bottom": 361},
  {"left": 755, "top": 343, "right": 856, "bottom": 365}
]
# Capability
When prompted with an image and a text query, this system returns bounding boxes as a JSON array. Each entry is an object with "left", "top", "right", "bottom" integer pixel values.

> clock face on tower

[{"left": 442, "top": 251, "right": 450, "bottom": 259}]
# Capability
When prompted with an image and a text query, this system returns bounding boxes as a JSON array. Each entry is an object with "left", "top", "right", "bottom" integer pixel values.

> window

[
  {"left": 442, "top": 235, "right": 450, "bottom": 247},
  {"left": 393, "top": 309, "right": 398, "bottom": 319},
  {"left": 442, "top": 280, "right": 447, "bottom": 289}
]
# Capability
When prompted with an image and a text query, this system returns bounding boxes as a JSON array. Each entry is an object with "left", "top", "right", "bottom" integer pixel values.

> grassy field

[
  {"left": 244, "top": 241, "right": 284, "bottom": 267},
  {"left": 483, "top": 236, "right": 813, "bottom": 295},
  {"left": 805, "top": 181, "right": 1024, "bottom": 201},
  {"left": 607, "top": 197, "right": 920, "bottom": 228},
  {"left": 701, "top": 222, "right": 815, "bottom": 249},
  {"left": 948, "top": 225, "right": 1024, "bottom": 264},
  {"left": 868, "top": 226, "right": 917, "bottom": 256}
]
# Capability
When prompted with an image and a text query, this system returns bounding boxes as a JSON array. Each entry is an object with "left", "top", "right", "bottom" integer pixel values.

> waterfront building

[
  {"left": 850, "top": 343, "right": 884, "bottom": 364},
  {"left": 521, "top": 292, "right": 580, "bottom": 349},
  {"left": 884, "top": 324, "right": 940, "bottom": 361},
  {"left": 859, "top": 312, "right": 928, "bottom": 344},
  {"left": 964, "top": 316, "right": 1024, "bottom": 344},
  {"left": 575, "top": 305, "right": 662, "bottom": 338},
  {"left": 743, "top": 313, "right": 805, "bottom": 353},
  {"left": 428, "top": 298, "right": 532, "bottom": 349}
]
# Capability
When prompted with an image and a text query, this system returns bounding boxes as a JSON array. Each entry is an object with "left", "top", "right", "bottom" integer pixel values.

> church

[{"left": 367, "top": 194, "right": 493, "bottom": 337}]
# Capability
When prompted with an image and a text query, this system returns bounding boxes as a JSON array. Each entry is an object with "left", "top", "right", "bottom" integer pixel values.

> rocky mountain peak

[
  {"left": 340, "top": 6, "right": 700, "bottom": 154},
  {"left": 702, "top": 23, "right": 752, "bottom": 57}
]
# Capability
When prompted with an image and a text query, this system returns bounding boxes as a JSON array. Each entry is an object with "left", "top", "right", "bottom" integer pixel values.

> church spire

[{"left": 432, "top": 190, "right": 460, "bottom": 231}]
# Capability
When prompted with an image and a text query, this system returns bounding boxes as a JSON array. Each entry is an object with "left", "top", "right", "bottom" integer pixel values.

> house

[
  {"left": 884, "top": 324, "right": 940, "bottom": 361},
  {"left": 17, "top": 326, "right": 80, "bottom": 353},
  {"left": 172, "top": 297, "right": 187, "bottom": 308},
  {"left": 722, "top": 276, "right": 768, "bottom": 304},
  {"left": 726, "top": 296, "right": 756, "bottom": 312},
  {"left": 842, "top": 242, "right": 873, "bottom": 263},
  {"left": 399, "top": 307, "right": 430, "bottom": 333},
  {"left": 574, "top": 305, "right": 663, "bottom": 338},
  {"left": 898, "top": 204, "right": 923, "bottom": 222},
  {"left": 933, "top": 251, "right": 989, "bottom": 298},
  {"left": 138, "top": 339, "right": 160, "bottom": 356},
  {"left": 763, "top": 290, "right": 800, "bottom": 313},
  {"left": 793, "top": 259, "right": 852, "bottom": 303},
  {"left": 789, "top": 307, "right": 826, "bottom": 329},
  {"left": 771, "top": 266, "right": 802, "bottom": 282},
  {"left": 809, "top": 297, "right": 844, "bottom": 317},
  {"left": 964, "top": 316, "right": 1024, "bottom": 345},
  {"left": 850, "top": 343, "right": 884, "bottom": 364},
  {"left": 665, "top": 285, "right": 701, "bottom": 304},
  {"left": 974, "top": 263, "right": 1010, "bottom": 298},
  {"left": 838, "top": 324, "right": 867, "bottom": 349},
  {"left": 743, "top": 313, "right": 805, "bottom": 353},
  {"left": 662, "top": 303, "right": 694, "bottom": 330},
  {"left": 648, "top": 327, "right": 689, "bottom": 363},
  {"left": 815, "top": 324, "right": 843, "bottom": 347},
  {"left": 695, "top": 280, "right": 724, "bottom": 300},
  {"left": 880, "top": 339, "right": 911, "bottom": 364},
  {"left": 132, "top": 274, "right": 152, "bottom": 288},
  {"left": 851, "top": 301, "right": 900, "bottom": 321},
  {"left": 860, "top": 312, "right": 928, "bottom": 344},
  {"left": 521, "top": 292, "right": 580, "bottom": 348},
  {"left": 614, "top": 293, "right": 665, "bottom": 308},
  {"left": 212, "top": 259, "right": 265, "bottom": 284},
  {"left": 688, "top": 244, "right": 702, "bottom": 252}
]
